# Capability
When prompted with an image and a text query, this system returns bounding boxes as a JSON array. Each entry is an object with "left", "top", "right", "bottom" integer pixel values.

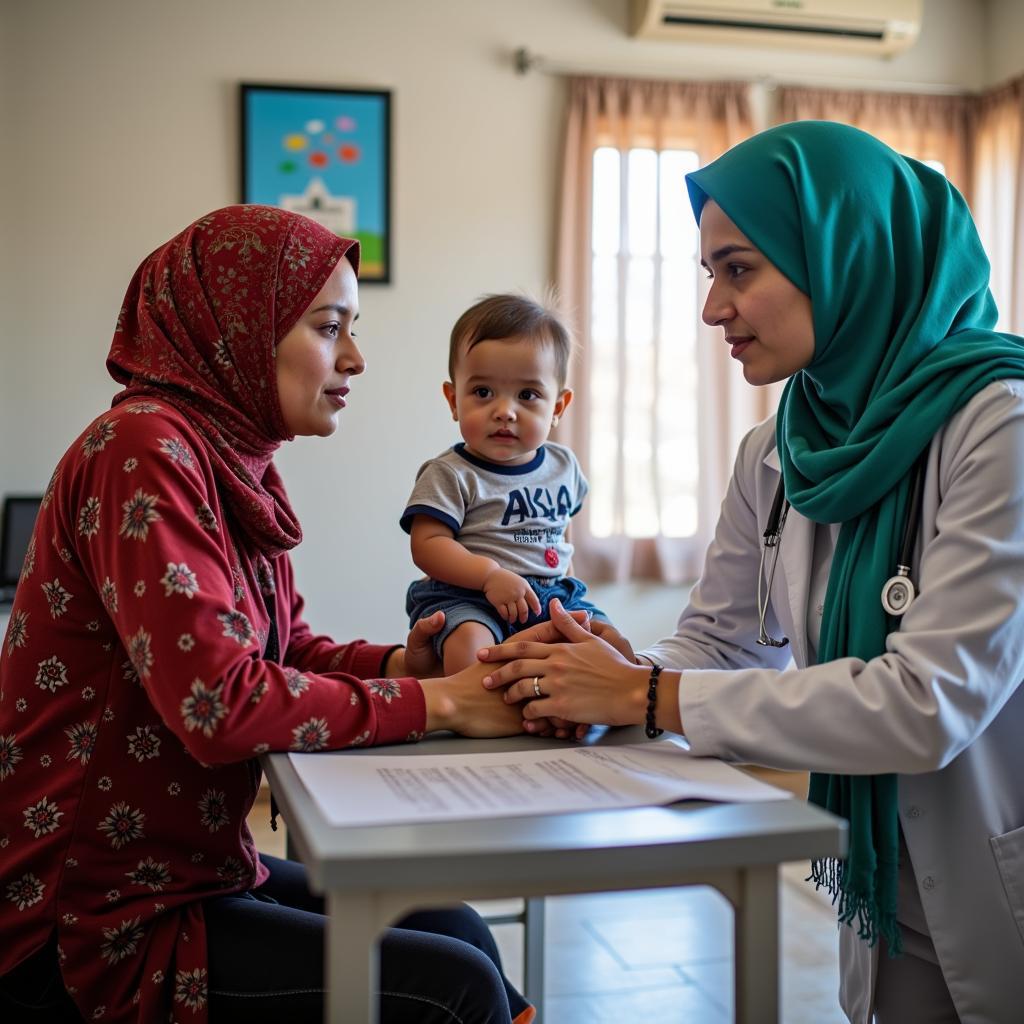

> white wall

[
  {"left": 0, "top": 0, "right": 1004, "bottom": 643},
  {"left": 986, "top": 0, "right": 1024, "bottom": 86}
]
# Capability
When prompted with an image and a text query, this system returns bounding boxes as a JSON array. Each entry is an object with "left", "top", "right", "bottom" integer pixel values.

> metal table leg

[{"left": 733, "top": 865, "right": 779, "bottom": 1024}]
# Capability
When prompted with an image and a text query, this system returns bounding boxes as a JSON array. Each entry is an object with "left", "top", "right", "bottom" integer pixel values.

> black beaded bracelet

[{"left": 645, "top": 664, "right": 664, "bottom": 739}]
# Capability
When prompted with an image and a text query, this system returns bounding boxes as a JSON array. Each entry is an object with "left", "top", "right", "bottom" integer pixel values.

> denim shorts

[{"left": 406, "top": 575, "right": 608, "bottom": 658}]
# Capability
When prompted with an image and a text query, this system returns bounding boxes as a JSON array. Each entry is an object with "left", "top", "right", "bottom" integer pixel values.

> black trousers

[
  {"left": 0, "top": 855, "right": 529, "bottom": 1024},
  {"left": 205, "top": 854, "right": 528, "bottom": 1023}
]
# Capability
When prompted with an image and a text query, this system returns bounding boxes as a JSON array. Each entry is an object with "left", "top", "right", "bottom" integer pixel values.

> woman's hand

[
  {"left": 478, "top": 599, "right": 650, "bottom": 727},
  {"left": 393, "top": 611, "right": 447, "bottom": 679},
  {"left": 487, "top": 610, "right": 594, "bottom": 739},
  {"left": 420, "top": 659, "right": 527, "bottom": 738}
]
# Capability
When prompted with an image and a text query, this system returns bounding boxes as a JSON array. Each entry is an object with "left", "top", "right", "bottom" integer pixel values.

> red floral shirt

[{"left": 0, "top": 400, "right": 426, "bottom": 1023}]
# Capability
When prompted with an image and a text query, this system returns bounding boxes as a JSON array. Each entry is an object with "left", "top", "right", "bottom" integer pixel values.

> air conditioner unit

[{"left": 630, "top": 0, "right": 923, "bottom": 57}]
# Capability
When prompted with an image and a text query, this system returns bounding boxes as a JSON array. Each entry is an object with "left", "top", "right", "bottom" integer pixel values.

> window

[{"left": 588, "top": 146, "right": 701, "bottom": 540}]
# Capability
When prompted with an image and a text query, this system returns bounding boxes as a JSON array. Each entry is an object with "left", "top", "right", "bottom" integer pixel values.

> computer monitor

[{"left": 1, "top": 495, "right": 43, "bottom": 599}]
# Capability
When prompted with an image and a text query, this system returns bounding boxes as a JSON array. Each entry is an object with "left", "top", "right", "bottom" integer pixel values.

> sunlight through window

[{"left": 589, "top": 146, "right": 701, "bottom": 539}]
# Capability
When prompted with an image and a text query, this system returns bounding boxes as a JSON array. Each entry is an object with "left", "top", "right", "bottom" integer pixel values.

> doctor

[{"left": 479, "top": 121, "right": 1024, "bottom": 1024}]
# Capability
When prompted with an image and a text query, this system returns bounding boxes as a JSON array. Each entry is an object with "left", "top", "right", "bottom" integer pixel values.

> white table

[{"left": 263, "top": 728, "right": 845, "bottom": 1024}]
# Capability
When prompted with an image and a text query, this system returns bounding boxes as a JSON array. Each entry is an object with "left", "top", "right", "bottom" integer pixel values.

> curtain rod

[{"left": 513, "top": 46, "right": 974, "bottom": 96}]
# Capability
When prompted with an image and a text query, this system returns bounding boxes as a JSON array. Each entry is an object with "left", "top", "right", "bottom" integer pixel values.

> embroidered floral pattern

[
  {"left": 133, "top": 580, "right": 146, "bottom": 597},
  {"left": 23, "top": 796, "right": 63, "bottom": 837},
  {"left": 81, "top": 420, "right": 116, "bottom": 458},
  {"left": 122, "top": 457, "right": 138, "bottom": 472},
  {"left": 174, "top": 967, "right": 207, "bottom": 1011},
  {"left": 100, "top": 917, "right": 144, "bottom": 964},
  {"left": 20, "top": 534, "right": 36, "bottom": 580},
  {"left": 180, "top": 678, "right": 228, "bottom": 737},
  {"left": 77, "top": 497, "right": 102, "bottom": 539},
  {"left": 41, "top": 578, "right": 72, "bottom": 618},
  {"left": 126, "top": 627, "right": 154, "bottom": 680},
  {"left": 367, "top": 679, "right": 402, "bottom": 703},
  {"left": 65, "top": 721, "right": 97, "bottom": 765},
  {"left": 41, "top": 468, "right": 59, "bottom": 508},
  {"left": 126, "top": 726, "right": 161, "bottom": 762},
  {"left": 218, "top": 609, "right": 254, "bottom": 646},
  {"left": 177, "top": 633, "right": 195, "bottom": 652},
  {"left": 98, "top": 801, "right": 145, "bottom": 849},
  {"left": 6, "top": 873, "right": 45, "bottom": 910},
  {"left": 198, "top": 789, "right": 228, "bottom": 832},
  {"left": 196, "top": 502, "right": 218, "bottom": 531},
  {"left": 119, "top": 489, "right": 161, "bottom": 541},
  {"left": 230, "top": 563, "right": 245, "bottom": 603},
  {"left": 161, "top": 562, "right": 198, "bottom": 598},
  {"left": 157, "top": 437, "right": 195, "bottom": 468},
  {"left": 5, "top": 610, "right": 28, "bottom": 654},
  {"left": 290, "top": 717, "right": 331, "bottom": 752},
  {"left": 216, "top": 856, "right": 246, "bottom": 885},
  {"left": 126, "top": 857, "right": 171, "bottom": 891},
  {"left": 100, "top": 577, "right": 118, "bottom": 613},
  {"left": 35, "top": 655, "right": 69, "bottom": 693},
  {"left": 0, "top": 734, "right": 23, "bottom": 780},
  {"left": 284, "top": 668, "right": 310, "bottom": 698}
]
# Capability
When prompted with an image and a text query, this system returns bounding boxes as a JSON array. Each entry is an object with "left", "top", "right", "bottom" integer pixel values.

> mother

[
  {"left": 480, "top": 121, "right": 1024, "bottom": 1024},
  {"left": 0, "top": 206, "right": 535, "bottom": 1024}
]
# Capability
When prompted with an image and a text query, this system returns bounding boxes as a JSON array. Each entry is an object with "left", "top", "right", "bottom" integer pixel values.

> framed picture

[{"left": 241, "top": 83, "right": 392, "bottom": 283}]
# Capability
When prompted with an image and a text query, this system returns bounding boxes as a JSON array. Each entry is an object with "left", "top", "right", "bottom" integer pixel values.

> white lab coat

[{"left": 645, "top": 379, "right": 1024, "bottom": 1024}]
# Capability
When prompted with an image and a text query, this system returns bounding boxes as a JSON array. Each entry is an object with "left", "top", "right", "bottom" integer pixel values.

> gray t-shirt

[{"left": 400, "top": 442, "right": 588, "bottom": 578}]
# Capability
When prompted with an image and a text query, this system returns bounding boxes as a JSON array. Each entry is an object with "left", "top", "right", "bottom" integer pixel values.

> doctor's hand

[
  {"left": 478, "top": 600, "right": 649, "bottom": 728},
  {"left": 489, "top": 609, "right": 595, "bottom": 740},
  {"left": 586, "top": 618, "right": 637, "bottom": 665}
]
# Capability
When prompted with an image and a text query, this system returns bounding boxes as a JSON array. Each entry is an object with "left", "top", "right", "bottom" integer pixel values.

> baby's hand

[{"left": 483, "top": 568, "right": 542, "bottom": 624}]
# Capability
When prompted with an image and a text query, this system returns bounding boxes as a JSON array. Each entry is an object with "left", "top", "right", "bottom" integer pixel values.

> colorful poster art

[{"left": 242, "top": 85, "right": 392, "bottom": 282}]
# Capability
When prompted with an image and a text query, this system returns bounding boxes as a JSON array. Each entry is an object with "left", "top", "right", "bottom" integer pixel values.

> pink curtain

[
  {"left": 556, "top": 77, "right": 755, "bottom": 584},
  {"left": 776, "top": 86, "right": 973, "bottom": 196},
  {"left": 970, "top": 76, "right": 1024, "bottom": 333}
]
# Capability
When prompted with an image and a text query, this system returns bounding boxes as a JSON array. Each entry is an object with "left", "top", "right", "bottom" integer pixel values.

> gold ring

[{"left": 532, "top": 675, "right": 543, "bottom": 698}]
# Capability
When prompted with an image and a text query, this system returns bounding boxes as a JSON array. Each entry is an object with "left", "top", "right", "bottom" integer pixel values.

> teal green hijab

[{"left": 687, "top": 121, "right": 1024, "bottom": 951}]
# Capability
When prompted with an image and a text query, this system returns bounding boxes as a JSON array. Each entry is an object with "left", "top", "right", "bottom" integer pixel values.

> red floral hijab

[{"left": 107, "top": 205, "right": 359, "bottom": 558}]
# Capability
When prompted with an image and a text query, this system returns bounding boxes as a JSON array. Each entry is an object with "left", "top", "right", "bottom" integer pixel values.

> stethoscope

[{"left": 756, "top": 455, "right": 928, "bottom": 648}]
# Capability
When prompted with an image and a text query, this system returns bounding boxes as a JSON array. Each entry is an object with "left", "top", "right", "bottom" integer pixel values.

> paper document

[{"left": 289, "top": 739, "right": 791, "bottom": 828}]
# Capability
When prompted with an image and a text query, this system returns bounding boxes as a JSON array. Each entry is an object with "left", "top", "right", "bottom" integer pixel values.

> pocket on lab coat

[{"left": 991, "top": 822, "right": 1024, "bottom": 947}]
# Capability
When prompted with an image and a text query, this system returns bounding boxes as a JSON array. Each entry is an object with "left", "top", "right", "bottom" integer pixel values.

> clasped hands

[{"left": 405, "top": 598, "right": 641, "bottom": 740}]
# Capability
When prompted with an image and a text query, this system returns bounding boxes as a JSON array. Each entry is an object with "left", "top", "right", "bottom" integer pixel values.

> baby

[{"left": 402, "top": 293, "right": 607, "bottom": 674}]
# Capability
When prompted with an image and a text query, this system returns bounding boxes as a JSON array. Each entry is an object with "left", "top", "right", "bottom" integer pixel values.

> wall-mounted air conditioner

[{"left": 630, "top": 0, "right": 923, "bottom": 57}]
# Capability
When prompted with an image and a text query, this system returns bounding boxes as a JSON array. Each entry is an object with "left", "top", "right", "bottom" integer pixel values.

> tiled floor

[{"left": 248, "top": 792, "right": 846, "bottom": 1023}]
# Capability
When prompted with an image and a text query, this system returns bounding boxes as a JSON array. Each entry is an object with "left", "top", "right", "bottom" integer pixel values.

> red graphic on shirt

[{"left": 544, "top": 547, "right": 560, "bottom": 568}]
